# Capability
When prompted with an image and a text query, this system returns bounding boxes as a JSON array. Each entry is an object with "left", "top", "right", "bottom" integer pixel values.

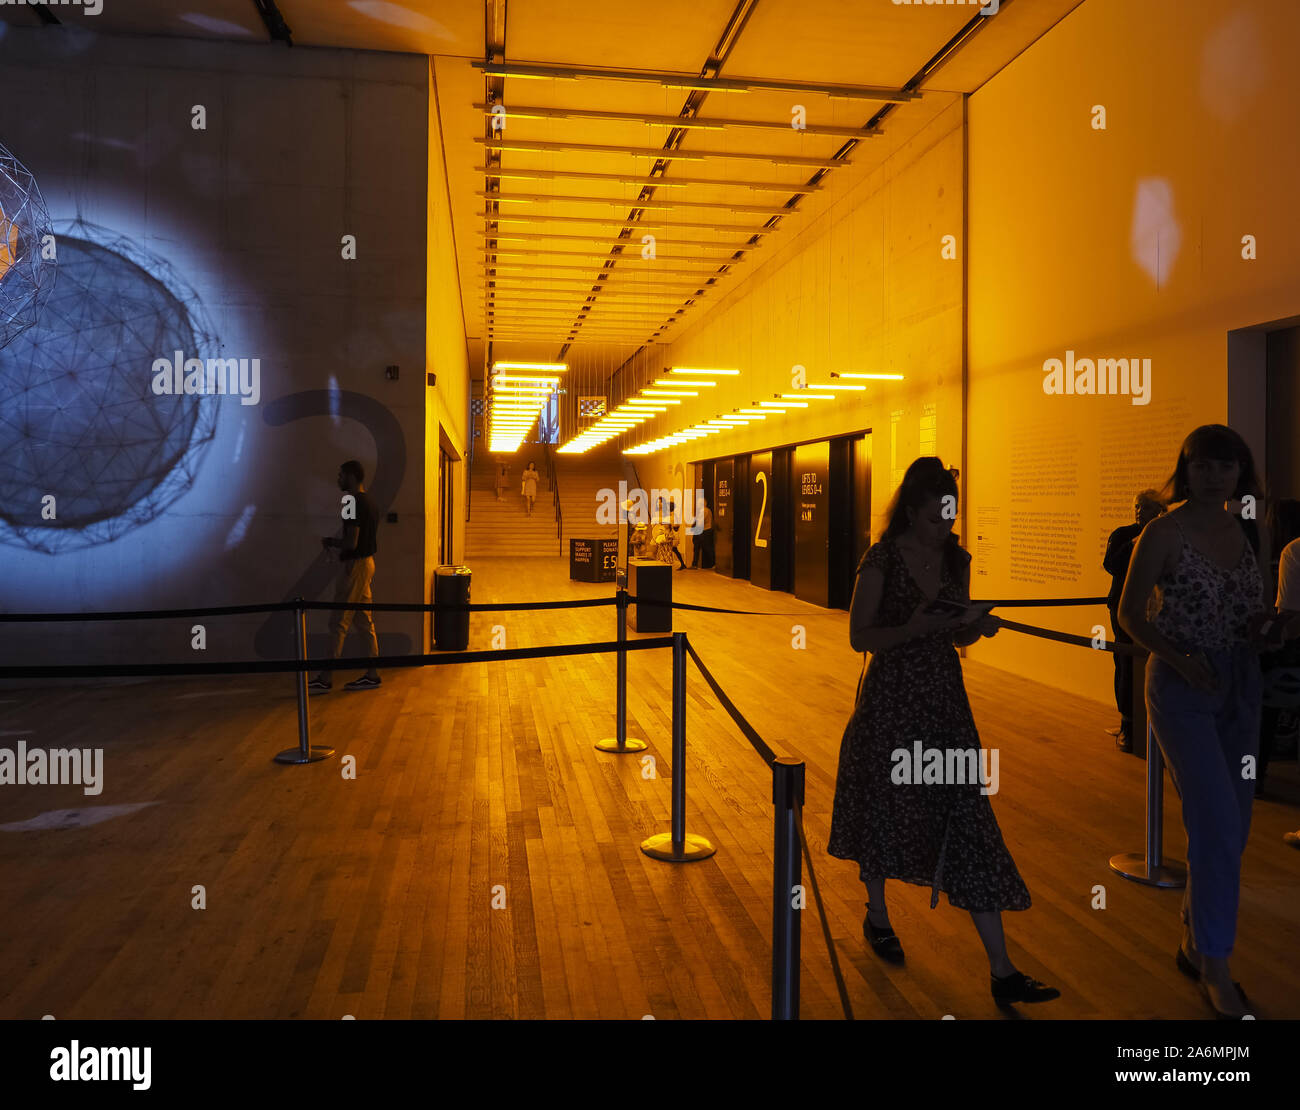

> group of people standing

[
  {"left": 630, "top": 497, "right": 715, "bottom": 570},
  {"left": 829, "top": 425, "right": 1298, "bottom": 1018}
]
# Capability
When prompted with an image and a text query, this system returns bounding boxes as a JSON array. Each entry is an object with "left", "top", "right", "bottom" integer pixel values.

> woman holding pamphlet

[{"left": 828, "top": 456, "right": 1060, "bottom": 1008}]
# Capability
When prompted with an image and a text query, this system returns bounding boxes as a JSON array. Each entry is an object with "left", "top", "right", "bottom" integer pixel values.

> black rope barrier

[
  {"left": 0, "top": 601, "right": 301, "bottom": 622},
  {"left": 0, "top": 596, "right": 619, "bottom": 623},
  {"left": 996, "top": 616, "right": 1145, "bottom": 656},
  {"left": 681, "top": 637, "right": 853, "bottom": 1020},
  {"left": 795, "top": 808, "right": 855, "bottom": 1021},
  {"left": 971, "top": 596, "right": 1108, "bottom": 607},
  {"left": 299, "top": 597, "right": 618, "bottom": 614},
  {"left": 682, "top": 639, "right": 779, "bottom": 767},
  {"left": 0, "top": 638, "right": 673, "bottom": 681},
  {"left": 0, "top": 591, "right": 1109, "bottom": 626}
]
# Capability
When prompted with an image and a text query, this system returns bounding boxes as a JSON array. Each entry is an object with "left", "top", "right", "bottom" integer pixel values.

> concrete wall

[
  {"left": 424, "top": 56, "right": 471, "bottom": 648},
  {"left": 0, "top": 27, "right": 430, "bottom": 667},
  {"left": 965, "top": 0, "right": 1300, "bottom": 704}
]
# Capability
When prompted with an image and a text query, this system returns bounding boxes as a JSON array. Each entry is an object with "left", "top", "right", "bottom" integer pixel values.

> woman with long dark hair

[
  {"left": 828, "top": 456, "right": 1059, "bottom": 1008},
  {"left": 1120, "top": 424, "right": 1273, "bottom": 1019}
]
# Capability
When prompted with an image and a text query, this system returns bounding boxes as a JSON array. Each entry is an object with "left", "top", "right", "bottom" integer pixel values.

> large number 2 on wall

[{"left": 754, "top": 470, "right": 769, "bottom": 549}]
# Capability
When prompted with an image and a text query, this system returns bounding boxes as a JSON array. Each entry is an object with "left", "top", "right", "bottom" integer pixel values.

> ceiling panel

[
  {"left": 507, "top": 0, "right": 742, "bottom": 71},
  {"left": 918, "top": 0, "right": 1087, "bottom": 92},
  {"left": 278, "top": 0, "right": 482, "bottom": 56},
  {"left": 3, "top": 0, "right": 1087, "bottom": 379},
  {"left": 721, "top": 0, "right": 974, "bottom": 88}
]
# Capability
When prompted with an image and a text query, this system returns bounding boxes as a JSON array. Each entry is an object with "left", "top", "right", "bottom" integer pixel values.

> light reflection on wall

[
  {"left": 1201, "top": 9, "right": 1265, "bottom": 123},
  {"left": 346, "top": 0, "right": 453, "bottom": 37},
  {"left": 1130, "top": 178, "right": 1181, "bottom": 287}
]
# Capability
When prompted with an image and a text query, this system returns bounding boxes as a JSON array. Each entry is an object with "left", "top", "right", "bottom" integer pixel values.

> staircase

[
  {"left": 466, "top": 450, "right": 558, "bottom": 558},
  {"left": 465, "top": 448, "right": 624, "bottom": 559},
  {"left": 554, "top": 453, "right": 622, "bottom": 549}
]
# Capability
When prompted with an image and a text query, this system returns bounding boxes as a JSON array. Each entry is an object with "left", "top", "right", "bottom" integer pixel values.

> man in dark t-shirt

[
  {"left": 309, "top": 459, "right": 381, "bottom": 692},
  {"left": 1103, "top": 489, "right": 1164, "bottom": 749}
]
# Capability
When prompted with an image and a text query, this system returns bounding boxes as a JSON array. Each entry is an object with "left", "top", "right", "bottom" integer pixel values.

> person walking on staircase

[
  {"left": 495, "top": 461, "right": 509, "bottom": 501},
  {"left": 522, "top": 462, "right": 539, "bottom": 516}
]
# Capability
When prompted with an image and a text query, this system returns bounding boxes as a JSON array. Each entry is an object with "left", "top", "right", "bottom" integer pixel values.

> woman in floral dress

[{"left": 828, "top": 457, "right": 1059, "bottom": 1007}]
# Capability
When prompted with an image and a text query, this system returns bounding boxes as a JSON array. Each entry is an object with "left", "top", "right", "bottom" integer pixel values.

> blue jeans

[{"left": 1146, "top": 645, "right": 1260, "bottom": 958}]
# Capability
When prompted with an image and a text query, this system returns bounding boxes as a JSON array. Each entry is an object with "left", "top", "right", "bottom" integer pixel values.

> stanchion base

[
  {"left": 640, "top": 832, "right": 716, "bottom": 862},
  {"left": 274, "top": 746, "right": 336, "bottom": 765},
  {"left": 595, "top": 736, "right": 648, "bottom": 753},
  {"left": 1108, "top": 852, "right": 1187, "bottom": 887}
]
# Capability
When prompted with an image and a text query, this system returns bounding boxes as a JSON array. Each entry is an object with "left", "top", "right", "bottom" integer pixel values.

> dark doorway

[
  {"left": 1267, "top": 326, "right": 1300, "bottom": 500},
  {"left": 714, "top": 458, "right": 735, "bottom": 576},
  {"left": 852, "top": 432, "right": 873, "bottom": 576},
  {"left": 438, "top": 444, "right": 454, "bottom": 565},
  {"left": 793, "top": 440, "right": 830, "bottom": 606}
]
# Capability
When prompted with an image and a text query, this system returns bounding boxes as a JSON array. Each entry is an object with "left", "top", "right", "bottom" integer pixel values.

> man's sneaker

[
  {"left": 344, "top": 675, "right": 382, "bottom": 691},
  {"left": 307, "top": 677, "right": 332, "bottom": 693}
]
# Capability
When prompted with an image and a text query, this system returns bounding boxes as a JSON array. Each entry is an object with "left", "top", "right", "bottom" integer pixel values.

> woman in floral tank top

[{"left": 1120, "top": 425, "right": 1277, "bottom": 1019}]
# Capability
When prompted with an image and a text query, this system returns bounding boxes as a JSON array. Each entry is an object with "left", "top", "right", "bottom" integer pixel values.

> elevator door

[{"left": 793, "top": 441, "right": 831, "bottom": 606}]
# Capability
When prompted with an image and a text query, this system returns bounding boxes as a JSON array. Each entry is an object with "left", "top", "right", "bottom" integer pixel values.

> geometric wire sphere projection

[
  {"left": 0, "top": 219, "right": 219, "bottom": 553},
  {"left": 0, "top": 140, "right": 57, "bottom": 350}
]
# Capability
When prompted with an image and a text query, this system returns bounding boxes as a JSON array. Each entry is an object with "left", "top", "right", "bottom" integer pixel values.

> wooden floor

[{"left": 1, "top": 557, "right": 1298, "bottom": 1020}]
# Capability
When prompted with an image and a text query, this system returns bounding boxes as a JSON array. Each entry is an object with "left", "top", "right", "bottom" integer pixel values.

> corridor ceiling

[{"left": 5, "top": 0, "right": 1084, "bottom": 375}]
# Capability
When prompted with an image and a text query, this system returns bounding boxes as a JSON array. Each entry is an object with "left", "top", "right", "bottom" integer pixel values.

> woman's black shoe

[
  {"left": 991, "top": 970, "right": 1060, "bottom": 1006},
  {"left": 1177, "top": 947, "right": 1250, "bottom": 1006},
  {"left": 863, "top": 905, "right": 904, "bottom": 964},
  {"left": 1200, "top": 979, "right": 1252, "bottom": 1020}
]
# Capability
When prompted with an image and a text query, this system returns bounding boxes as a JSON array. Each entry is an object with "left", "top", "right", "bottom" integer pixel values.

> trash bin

[{"left": 434, "top": 565, "right": 471, "bottom": 650}]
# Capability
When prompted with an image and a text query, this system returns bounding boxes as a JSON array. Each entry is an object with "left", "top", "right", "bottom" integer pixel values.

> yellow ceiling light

[
  {"left": 807, "top": 382, "right": 867, "bottom": 391},
  {"left": 491, "top": 361, "right": 568, "bottom": 372},
  {"left": 669, "top": 367, "right": 740, "bottom": 375},
  {"left": 641, "top": 389, "right": 697, "bottom": 397},
  {"left": 780, "top": 393, "right": 835, "bottom": 401},
  {"left": 838, "top": 373, "right": 904, "bottom": 380},
  {"left": 761, "top": 400, "right": 807, "bottom": 408},
  {"left": 654, "top": 377, "right": 715, "bottom": 388},
  {"left": 738, "top": 408, "right": 774, "bottom": 415}
]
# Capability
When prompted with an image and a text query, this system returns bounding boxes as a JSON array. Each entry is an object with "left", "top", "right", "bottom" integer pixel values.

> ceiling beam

[
  {"left": 249, "top": 0, "right": 292, "bottom": 44},
  {"left": 472, "top": 103, "right": 879, "bottom": 138},
  {"left": 477, "top": 138, "right": 844, "bottom": 169},
  {"left": 470, "top": 60, "right": 916, "bottom": 103},
  {"left": 477, "top": 190, "right": 792, "bottom": 216},
  {"left": 487, "top": 211, "right": 775, "bottom": 234},
  {"left": 477, "top": 165, "right": 821, "bottom": 193}
]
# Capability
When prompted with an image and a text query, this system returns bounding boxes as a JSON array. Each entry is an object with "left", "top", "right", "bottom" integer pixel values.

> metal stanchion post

[
  {"left": 1109, "top": 722, "right": 1184, "bottom": 886},
  {"left": 275, "top": 598, "right": 335, "bottom": 765},
  {"left": 641, "top": 632, "right": 715, "bottom": 862},
  {"left": 772, "top": 757, "right": 804, "bottom": 1021},
  {"left": 597, "top": 572, "right": 646, "bottom": 753}
]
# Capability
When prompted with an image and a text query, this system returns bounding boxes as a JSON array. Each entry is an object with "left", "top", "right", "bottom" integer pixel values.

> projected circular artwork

[
  {"left": 0, "top": 141, "right": 57, "bottom": 351},
  {"left": 0, "top": 220, "right": 219, "bottom": 553}
]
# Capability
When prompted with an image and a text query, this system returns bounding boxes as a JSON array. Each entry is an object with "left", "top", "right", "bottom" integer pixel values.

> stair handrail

[{"left": 544, "top": 442, "right": 562, "bottom": 548}]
